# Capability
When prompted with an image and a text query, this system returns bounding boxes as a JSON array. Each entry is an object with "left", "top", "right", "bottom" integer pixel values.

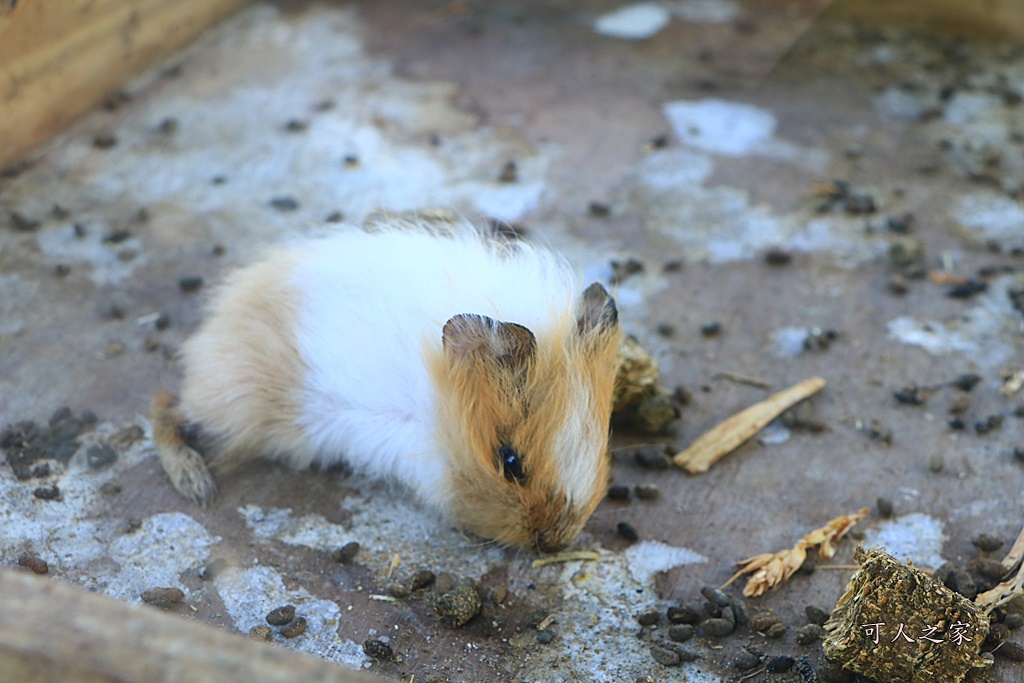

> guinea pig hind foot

[{"left": 151, "top": 391, "right": 218, "bottom": 506}]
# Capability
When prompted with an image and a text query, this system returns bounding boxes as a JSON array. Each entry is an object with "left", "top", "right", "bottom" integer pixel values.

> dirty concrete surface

[{"left": 2, "top": 1, "right": 1024, "bottom": 681}]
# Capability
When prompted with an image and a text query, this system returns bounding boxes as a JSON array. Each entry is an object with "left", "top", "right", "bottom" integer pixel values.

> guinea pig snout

[{"left": 535, "top": 529, "right": 568, "bottom": 554}]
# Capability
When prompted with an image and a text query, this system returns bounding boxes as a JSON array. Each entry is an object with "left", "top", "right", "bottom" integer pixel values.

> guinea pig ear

[
  {"left": 576, "top": 283, "right": 619, "bottom": 338},
  {"left": 443, "top": 314, "right": 536, "bottom": 371}
]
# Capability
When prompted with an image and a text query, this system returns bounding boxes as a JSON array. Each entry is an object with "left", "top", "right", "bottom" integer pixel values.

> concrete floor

[{"left": 1, "top": 1, "right": 1023, "bottom": 681}]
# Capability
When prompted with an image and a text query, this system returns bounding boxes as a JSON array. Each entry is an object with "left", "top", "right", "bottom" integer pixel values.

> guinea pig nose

[{"left": 535, "top": 530, "right": 566, "bottom": 554}]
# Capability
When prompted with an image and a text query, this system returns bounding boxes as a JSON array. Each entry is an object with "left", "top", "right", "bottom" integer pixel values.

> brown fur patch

[{"left": 179, "top": 250, "right": 308, "bottom": 472}]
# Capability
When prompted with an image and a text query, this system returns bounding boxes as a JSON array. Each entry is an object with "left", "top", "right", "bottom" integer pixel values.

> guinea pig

[{"left": 152, "top": 222, "right": 621, "bottom": 552}]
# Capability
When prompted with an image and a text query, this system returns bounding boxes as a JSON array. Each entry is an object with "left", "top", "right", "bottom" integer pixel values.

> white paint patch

[
  {"left": 955, "top": 192, "right": 1024, "bottom": 248},
  {"left": 670, "top": 0, "right": 739, "bottom": 23},
  {"left": 862, "top": 513, "right": 945, "bottom": 569},
  {"left": 663, "top": 98, "right": 776, "bottom": 156},
  {"left": 623, "top": 540, "right": 708, "bottom": 584},
  {"left": 772, "top": 327, "right": 811, "bottom": 358},
  {"left": 215, "top": 565, "right": 366, "bottom": 667},
  {"left": 593, "top": 3, "right": 671, "bottom": 40},
  {"left": 107, "top": 512, "right": 219, "bottom": 602}
]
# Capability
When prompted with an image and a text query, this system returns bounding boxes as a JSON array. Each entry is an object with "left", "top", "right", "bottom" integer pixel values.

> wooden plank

[
  {"left": 0, "top": 0, "right": 251, "bottom": 170},
  {"left": 0, "top": 568, "right": 384, "bottom": 683}
]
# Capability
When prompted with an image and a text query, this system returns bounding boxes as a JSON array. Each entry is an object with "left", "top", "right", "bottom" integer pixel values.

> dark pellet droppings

[
  {"left": 1004, "top": 614, "right": 1023, "bottom": 630},
  {"left": 667, "top": 605, "right": 701, "bottom": 624},
  {"left": 10, "top": 211, "right": 41, "bottom": 231},
  {"left": 269, "top": 196, "right": 299, "bottom": 211},
  {"left": 617, "top": 522, "right": 639, "bottom": 542},
  {"left": 876, "top": 497, "right": 894, "bottom": 518},
  {"left": 588, "top": 201, "right": 611, "bottom": 217},
  {"left": 703, "top": 618, "right": 734, "bottom": 637},
  {"left": 928, "top": 454, "right": 945, "bottom": 473},
  {"left": 434, "top": 572, "right": 455, "bottom": 595},
  {"left": 637, "top": 609, "right": 661, "bottom": 626},
  {"left": 387, "top": 582, "right": 410, "bottom": 599},
  {"left": 975, "top": 414, "right": 1004, "bottom": 434},
  {"left": 607, "top": 485, "right": 630, "bottom": 501},
  {"left": 536, "top": 630, "right": 556, "bottom": 644},
  {"left": 765, "top": 655, "right": 795, "bottom": 673},
  {"left": 764, "top": 248, "right": 792, "bottom": 266},
  {"left": 332, "top": 541, "right": 361, "bottom": 563},
  {"left": 700, "top": 321, "right": 722, "bottom": 337},
  {"left": 805, "top": 605, "right": 830, "bottom": 625},
  {"left": 410, "top": 569, "right": 436, "bottom": 591},
  {"left": 498, "top": 161, "right": 518, "bottom": 183},
  {"left": 33, "top": 485, "right": 61, "bottom": 501},
  {"left": 93, "top": 133, "right": 118, "bottom": 149},
  {"left": 700, "top": 585, "right": 731, "bottom": 607},
  {"left": 733, "top": 649, "right": 762, "bottom": 670},
  {"left": 178, "top": 276, "right": 204, "bottom": 293},
  {"left": 995, "top": 640, "right": 1024, "bottom": 661},
  {"left": 766, "top": 622, "right": 788, "bottom": 639},
  {"left": 281, "top": 616, "right": 307, "bottom": 638},
  {"left": 140, "top": 587, "right": 185, "bottom": 606},
  {"left": 972, "top": 534, "right": 1004, "bottom": 553},
  {"left": 633, "top": 450, "right": 670, "bottom": 470},
  {"left": 952, "top": 374, "right": 981, "bottom": 391},
  {"left": 650, "top": 644, "right": 682, "bottom": 667},
  {"left": 947, "top": 280, "right": 988, "bottom": 298},
  {"left": 797, "top": 623, "right": 826, "bottom": 645},
  {"left": 86, "top": 444, "right": 117, "bottom": 469},
  {"left": 363, "top": 638, "right": 393, "bottom": 660},
  {"left": 818, "top": 661, "right": 855, "bottom": 683},
  {"left": 18, "top": 552, "right": 49, "bottom": 574},
  {"left": 634, "top": 484, "right": 660, "bottom": 500},
  {"left": 751, "top": 613, "right": 781, "bottom": 633},
  {"left": 266, "top": 605, "right": 296, "bottom": 626},
  {"left": 668, "top": 624, "right": 695, "bottom": 642},
  {"left": 284, "top": 119, "right": 308, "bottom": 132},
  {"left": 434, "top": 584, "right": 482, "bottom": 628},
  {"left": 893, "top": 385, "right": 925, "bottom": 405},
  {"left": 948, "top": 417, "right": 966, "bottom": 430}
]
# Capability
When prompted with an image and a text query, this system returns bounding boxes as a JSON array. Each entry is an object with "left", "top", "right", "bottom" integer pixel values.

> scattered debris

[{"left": 725, "top": 508, "right": 868, "bottom": 597}]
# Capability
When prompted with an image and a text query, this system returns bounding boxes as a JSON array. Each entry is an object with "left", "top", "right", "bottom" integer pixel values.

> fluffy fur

[{"left": 153, "top": 224, "right": 621, "bottom": 551}]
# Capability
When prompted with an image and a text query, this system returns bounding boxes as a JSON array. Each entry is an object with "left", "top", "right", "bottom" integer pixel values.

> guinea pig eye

[{"left": 497, "top": 443, "right": 526, "bottom": 484}]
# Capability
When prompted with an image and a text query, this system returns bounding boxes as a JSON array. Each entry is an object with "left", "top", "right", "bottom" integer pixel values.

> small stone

[
  {"left": 668, "top": 624, "right": 695, "bottom": 642},
  {"left": 17, "top": 552, "right": 49, "bottom": 574},
  {"left": 86, "top": 444, "right": 117, "bottom": 469},
  {"left": 765, "top": 655, "right": 795, "bottom": 673},
  {"left": 763, "top": 247, "right": 792, "bottom": 266},
  {"left": 387, "top": 582, "right": 410, "bottom": 599},
  {"left": 140, "top": 587, "right": 185, "bottom": 606},
  {"left": 617, "top": 522, "right": 639, "bottom": 542},
  {"left": 33, "top": 485, "right": 61, "bottom": 501},
  {"left": 637, "top": 609, "right": 661, "bottom": 626},
  {"left": 434, "top": 584, "right": 481, "bottom": 628},
  {"left": 588, "top": 201, "right": 611, "bottom": 217},
  {"left": 888, "top": 273, "right": 909, "bottom": 295},
  {"left": 971, "top": 534, "right": 1004, "bottom": 553},
  {"left": 805, "top": 605, "right": 830, "bottom": 625},
  {"left": 928, "top": 454, "right": 945, "bottom": 473},
  {"left": 666, "top": 605, "right": 701, "bottom": 624},
  {"left": 797, "top": 623, "right": 826, "bottom": 645},
  {"left": 362, "top": 638, "right": 392, "bottom": 660},
  {"left": 634, "top": 484, "right": 660, "bottom": 500},
  {"left": 281, "top": 616, "right": 307, "bottom": 638},
  {"left": 410, "top": 569, "right": 436, "bottom": 591},
  {"left": 178, "top": 276, "right": 204, "bottom": 293},
  {"left": 703, "top": 618, "right": 734, "bottom": 637},
  {"left": 248, "top": 625, "right": 272, "bottom": 640},
  {"left": 700, "top": 585, "right": 731, "bottom": 607},
  {"left": 700, "top": 321, "right": 722, "bottom": 336},
  {"left": 952, "top": 374, "right": 981, "bottom": 391},
  {"left": 649, "top": 644, "right": 682, "bottom": 667},
  {"left": 332, "top": 541, "right": 361, "bottom": 563},
  {"left": 536, "top": 630, "right": 556, "bottom": 644},
  {"left": 266, "top": 605, "right": 296, "bottom": 626},
  {"left": 607, "top": 485, "right": 630, "bottom": 501}
]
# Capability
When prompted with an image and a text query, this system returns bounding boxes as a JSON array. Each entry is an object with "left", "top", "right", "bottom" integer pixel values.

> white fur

[{"left": 285, "top": 228, "right": 581, "bottom": 512}]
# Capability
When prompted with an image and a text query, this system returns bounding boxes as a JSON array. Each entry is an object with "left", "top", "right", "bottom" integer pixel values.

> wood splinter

[{"left": 673, "top": 376, "right": 826, "bottom": 474}]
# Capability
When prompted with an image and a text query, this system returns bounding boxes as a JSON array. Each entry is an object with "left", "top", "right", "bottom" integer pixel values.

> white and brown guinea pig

[{"left": 152, "top": 222, "right": 621, "bottom": 552}]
